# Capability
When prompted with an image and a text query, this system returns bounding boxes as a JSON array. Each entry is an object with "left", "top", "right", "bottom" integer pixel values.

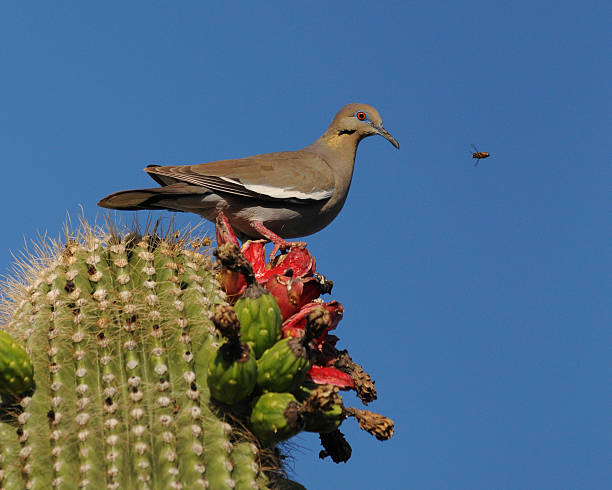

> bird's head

[{"left": 328, "top": 103, "right": 399, "bottom": 149}]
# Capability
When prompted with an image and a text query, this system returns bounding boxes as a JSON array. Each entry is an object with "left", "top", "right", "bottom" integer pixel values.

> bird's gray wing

[{"left": 145, "top": 150, "right": 335, "bottom": 204}]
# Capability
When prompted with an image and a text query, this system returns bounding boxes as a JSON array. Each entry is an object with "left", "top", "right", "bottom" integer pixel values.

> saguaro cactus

[{"left": 0, "top": 221, "right": 393, "bottom": 489}]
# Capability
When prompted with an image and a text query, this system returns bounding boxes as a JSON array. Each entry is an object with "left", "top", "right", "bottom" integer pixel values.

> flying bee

[{"left": 471, "top": 144, "right": 490, "bottom": 167}]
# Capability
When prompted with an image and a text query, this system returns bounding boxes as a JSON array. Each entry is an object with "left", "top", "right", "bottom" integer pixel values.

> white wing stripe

[
  {"left": 219, "top": 176, "right": 242, "bottom": 184},
  {"left": 242, "top": 183, "right": 333, "bottom": 200}
]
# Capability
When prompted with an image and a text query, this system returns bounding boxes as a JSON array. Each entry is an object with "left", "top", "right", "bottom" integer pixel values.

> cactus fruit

[
  {"left": 249, "top": 392, "right": 303, "bottom": 443},
  {"left": 215, "top": 243, "right": 282, "bottom": 358},
  {"left": 250, "top": 386, "right": 351, "bottom": 443},
  {"left": 303, "top": 401, "right": 343, "bottom": 434},
  {"left": 206, "top": 305, "right": 257, "bottom": 405},
  {"left": 294, "top": 384, "right": 344, "bottom": 434},
  {"left": 0, "top": 218, "right": 395, "bottom": 488},
  {"left": 0, "top": 329, "right": 34, "bottom": 396},
  {"left": 234, "top": 290, "right": 282, "bottom": 360},
  {"left": 215, "top": 212, "right": 331, "bottom": 320},
  {"left": 256, "top": 307, "right": 330, "bottom": 394},
  {"left": 256, "top": 337, "right": 311, "bottom": 394}
]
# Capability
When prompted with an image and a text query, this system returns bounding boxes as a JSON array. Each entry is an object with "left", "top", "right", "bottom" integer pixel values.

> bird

[{"left": 98, "top": 103, "right": 399, "bottom": 256}]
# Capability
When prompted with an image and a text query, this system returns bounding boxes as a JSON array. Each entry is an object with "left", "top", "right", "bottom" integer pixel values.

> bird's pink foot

[{"left": 250, "top": 220, "right": 306, "bottom": 261}]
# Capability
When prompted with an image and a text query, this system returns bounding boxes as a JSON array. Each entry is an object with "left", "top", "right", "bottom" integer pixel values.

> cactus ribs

[{"left": 0, "top": 217, "right": 394, "bottom": 489}]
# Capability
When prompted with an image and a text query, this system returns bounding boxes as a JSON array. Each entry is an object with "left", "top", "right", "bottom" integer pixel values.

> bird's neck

[
  {"left": 317, "top": 127, "right": 365, "bottom": 151},
  {"left": 306, "top": 131, "right": 363, "bottom": 205},
  {"left": 307, "top": 130, "right": 361, "bottom": 172}
]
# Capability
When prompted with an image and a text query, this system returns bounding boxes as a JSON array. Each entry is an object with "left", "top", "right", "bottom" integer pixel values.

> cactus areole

[{"left": 0, "top": 218, "right": 394, "bottom": 489}]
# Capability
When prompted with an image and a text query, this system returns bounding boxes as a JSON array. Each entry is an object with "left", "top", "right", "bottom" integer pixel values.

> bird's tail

[
  {"left": 98, "top": 183, "right": 208, "bottom": 211},
  {"left": 98, "top": 188, "right": 168, "bottom": 210}
]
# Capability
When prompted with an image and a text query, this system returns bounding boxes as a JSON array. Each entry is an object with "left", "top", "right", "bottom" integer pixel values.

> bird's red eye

[{"left": 356, "top": 111, "right": 367, "bottom": 121}]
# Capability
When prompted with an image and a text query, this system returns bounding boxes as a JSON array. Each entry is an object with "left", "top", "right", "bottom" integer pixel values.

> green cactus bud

[
  {"left": 206, "top": 304, "right": 257, "bottom": 404},
  {"left": 256, "top": 337, "right": 311, "bottom": 393},
  {"left": 256, "top": 307, "right": 331, "bottom": 394},
  {"left": 234, "top": 285, "right": 282, "bottom": 359},
  {"left": 294, "top": 384, "right": 345, "bottom": 434},
  {"left": 207, "top": 341, "right": 257, "bottom": 405},
  {"left": 250, "top": 392, "right": 303, "bottom": 442},
  {"left": 292, "top": 383, "right": 315, "bottom": 402},
  {"left": 0, "top": 329, "right": 34, "bottom": 396},
  {"left": 214, "top": 243, "right": 283, "bottom": 359},
  {"left": 303, "top": 402, "right": 343, "bottom": 434}
]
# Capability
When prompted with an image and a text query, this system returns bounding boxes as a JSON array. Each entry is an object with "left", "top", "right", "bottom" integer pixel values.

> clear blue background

[{"left": 1, "top": 2, "right": 610, "bottom": 489}]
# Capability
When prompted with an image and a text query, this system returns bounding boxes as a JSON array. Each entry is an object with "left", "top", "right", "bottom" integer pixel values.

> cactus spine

[
  {"left": 0, "top": 226, "right": 272, "bottom": 489},
  {"left": 0, "top": 221, "right": 395, "bottom": 489}
]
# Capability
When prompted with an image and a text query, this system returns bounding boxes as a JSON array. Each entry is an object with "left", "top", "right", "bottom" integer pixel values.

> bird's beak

[{"left": 373, "top": 124, "right": 400, "bottom": 149}]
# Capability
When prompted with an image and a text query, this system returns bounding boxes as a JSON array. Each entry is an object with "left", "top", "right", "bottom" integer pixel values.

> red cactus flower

[
  {"left": 216, "top": 239, "right": 267, "bottom": 298},
  {"left": 242, "top": 240, "right": 316, "bottom": 285},
  {"left": 241, "top": 240, "right": 267, "bottom": 279},
  {"left": 261, "top": 246, "right": 315, "bottom": 283},
  {"left": 306, "top": 365, "right": 355, "bottom": 389},
  {"left": 282, "top": 301, "right": 344, "bottom": 343},
  {"left": 265, "top": 274, "right": 304, "bottom": 320},
  {"left": 214, "top": 213, "right": 377, "bottom": 404},
  {"left": 265, "top": 274, "right": 333, "bottom": 321},
  {"left": 215, "top": 215, "right": 330, "bottom": 307}
]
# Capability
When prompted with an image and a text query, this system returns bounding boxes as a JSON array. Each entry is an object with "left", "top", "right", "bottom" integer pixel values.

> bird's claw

[{"left": 248, "top": 219, "right": 307, "bottom": 261}]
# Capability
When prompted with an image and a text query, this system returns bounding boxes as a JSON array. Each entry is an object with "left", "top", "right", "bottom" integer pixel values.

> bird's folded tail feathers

[{"left": 98, "top": 184, "right": 209, "bottom": 211}]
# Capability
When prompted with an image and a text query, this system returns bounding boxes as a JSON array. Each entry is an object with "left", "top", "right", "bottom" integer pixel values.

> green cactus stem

[
  {"left": 0, "top": 220, "right": 396, "bottom": 488},
  {"left": 0, "top": 329, "right": 34, "bottom": 396},
  {"left": 0, "top": 224, "right": 278, "bottom": 489}
]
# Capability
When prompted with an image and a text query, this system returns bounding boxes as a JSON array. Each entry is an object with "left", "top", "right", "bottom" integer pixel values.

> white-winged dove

[{"left": 98, "top": 103, "right": 399, "bottom": 254}]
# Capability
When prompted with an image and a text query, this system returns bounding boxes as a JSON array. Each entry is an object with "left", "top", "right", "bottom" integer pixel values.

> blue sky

[{"left": 1, "top": 2, "right": 610, "bottom": 488}]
